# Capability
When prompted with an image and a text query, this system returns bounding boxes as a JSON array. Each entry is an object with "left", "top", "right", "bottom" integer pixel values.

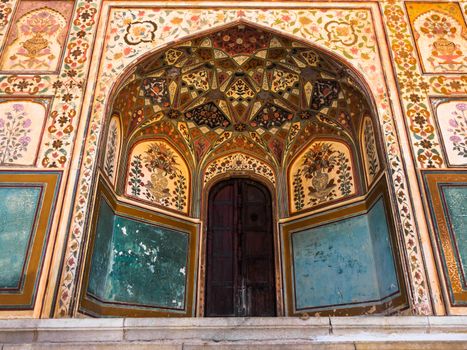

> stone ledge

[{"left": 0, "top": 317, "right": 465, "bottom": 347}]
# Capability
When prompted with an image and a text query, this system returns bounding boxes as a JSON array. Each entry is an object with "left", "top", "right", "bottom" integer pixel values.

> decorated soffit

[{"left": 113, "top": 23, "right": 372, "bottom": 167}]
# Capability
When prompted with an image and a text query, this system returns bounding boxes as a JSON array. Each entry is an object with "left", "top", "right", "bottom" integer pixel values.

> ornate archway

[{"left": 78, "top": 21, "right": 408, "bottom": 317}]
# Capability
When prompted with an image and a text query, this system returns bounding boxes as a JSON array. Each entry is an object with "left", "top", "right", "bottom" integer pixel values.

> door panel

[{"left": 205, "top": 179, "right": 276, "bottom": 317}]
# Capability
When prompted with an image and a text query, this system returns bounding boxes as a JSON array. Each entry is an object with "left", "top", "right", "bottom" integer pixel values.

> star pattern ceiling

[{"left": 113, "top": 23, "right": 372, "bottom": 167}]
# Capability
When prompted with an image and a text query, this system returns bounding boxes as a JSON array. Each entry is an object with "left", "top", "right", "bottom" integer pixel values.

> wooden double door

[{"left": 205, "top": 178, "right": 276, "bottom": 317}]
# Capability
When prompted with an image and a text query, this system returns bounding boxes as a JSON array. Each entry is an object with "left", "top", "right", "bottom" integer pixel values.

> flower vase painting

[
  {"left": 408, "top": 3, "right": 467, "bottom": 73},
  {"left": 0, "top": 101, "right": 47, "bottom": 166},
  {"left": 0, "top": 2, "right": 74, "bottom": 72},
  {"left": 125, "top": 140, "right": 190, "bottom": 214},
  {"left": 288, "top": 140, "right": 356, "bottom": 214}
]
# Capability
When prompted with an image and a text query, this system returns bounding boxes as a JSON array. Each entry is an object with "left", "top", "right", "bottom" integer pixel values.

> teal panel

[
  {"left": 292, "top": 213, "right": 379, "bottom": 310},
  {"left": 368, "top": 198, "right": 399, "bottom": 298},
  {"left": 87, "top": 197, "right": 114, "bottom": 299},
  {"left": 442, "top": 185, "right": 467, "bottom": 283},
  {"left": 87, "top": 197, "right": 189, "bottom": 310},
  {"left": 108, "top": 216, "right": 188, "bottom": 309},
  {"left": 0, "top": 186, "right": 41, "bottom": 289}
]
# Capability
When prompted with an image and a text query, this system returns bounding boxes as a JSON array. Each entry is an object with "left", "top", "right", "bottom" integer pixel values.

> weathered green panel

[
  {"left": 0, "top": 186, "right": 41, "bottom": 289},
  {"left": 442, "top": 186, "right": 467, "bottom": 282},
  {"left": 87, "top": 197, "right": 114, "bottom": 299},
  {"left": 87, "top": 197, "right": 189, "bottom": 310},
  {"left": 368, "top": 198, "right": 399, "bottom": 299},
  {"left": 108, "top": 216, "right": 188, "bottom": 309}
]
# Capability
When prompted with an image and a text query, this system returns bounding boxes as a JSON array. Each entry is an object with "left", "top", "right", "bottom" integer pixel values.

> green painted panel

[
  {"left": 442, "top": 185, "right": 467, "bottom": 283},
  {"left": 108, "top": 216, "right": 188, "bottom": 309},
  {"left": 87, "top": 197, "right": 114, "bottom": 299},
  {"left": 87, "top": 196, "right": 189, "bottom": 310},
  {"left": 0, "top": 186, "right": 41, "bottom": 289}
]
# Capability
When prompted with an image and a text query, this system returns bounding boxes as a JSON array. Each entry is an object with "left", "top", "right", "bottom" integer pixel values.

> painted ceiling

[{"left": 112, "top": 23, "right": 373, "bottom": 168}]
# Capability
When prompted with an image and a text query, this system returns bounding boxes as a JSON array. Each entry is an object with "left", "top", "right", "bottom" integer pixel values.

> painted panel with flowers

[
  {"left": 103, "top": 115, "right": 121, "bottom": 185},
  {"left": 288, "top": 140, "right": 356, "bottom": 214},
  {"left": 360, "top": 116, "right": 381, "bottom": 186},
  {"left": 434, "top": 100, "right": 467, "bottom": 166},
  {"left": 407, "top": 2, "right": 467, "bottom": 74},
  {"left": 0, "top": 100, "right": 47, "bottom": 166},
  {"left": 0, "top": 1, "right": 74, "bottom": 73},
  {"left": 125, "top": 140, "right": 190, "bottom": 214},
  {"left": 203, "top": 152, "right": 276, "bottom": 186}
]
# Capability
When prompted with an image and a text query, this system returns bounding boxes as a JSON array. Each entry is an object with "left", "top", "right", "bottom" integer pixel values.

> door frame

[{"left": 197, "top": 173, "right": 283, "bottom": 316}]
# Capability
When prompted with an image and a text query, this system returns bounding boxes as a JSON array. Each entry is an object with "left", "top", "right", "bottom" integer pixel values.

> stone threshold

[{"left": 0, "top": 317, "right": 466, "bottom": 349}]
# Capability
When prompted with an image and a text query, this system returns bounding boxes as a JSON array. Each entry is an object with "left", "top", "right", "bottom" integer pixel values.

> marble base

[{"left": 0, "top": 317, "right": 466, "bottom": 349}]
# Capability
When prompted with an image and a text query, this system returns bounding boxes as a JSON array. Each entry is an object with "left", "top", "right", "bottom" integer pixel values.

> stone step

[{"left": 0, "top": 317, "right": 466, "bottom": 349}]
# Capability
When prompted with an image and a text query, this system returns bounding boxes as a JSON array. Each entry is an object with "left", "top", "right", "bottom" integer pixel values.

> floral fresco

[
  {"left": 44, "top": 4, "right": 437, "bottom": 317},
  {"left": 125, "top": 140, "right": 190, "bottom": 214},
  {"left": 0, "top": 101, "right": 46, "bottom": 166},
  {"left": 103, "top": 115, "right": 121, "bottom": 185},
  {"left": 434, "top": 100, "right": 467, "bottom": 166},
  {"left": 0, "top": 1, "right": 73, "bottom": 72},
  {"left": 288, "top": 140, "right": 355, "bottom": 214},
  {"left": 407, "top": 2, "right": 467, "bottom": 73},
  {"left": 361, "top": 116, "right": 380, "bottom": 186},
  {"left": 203, "top": 152, "right": 276, "bottom": 186}
]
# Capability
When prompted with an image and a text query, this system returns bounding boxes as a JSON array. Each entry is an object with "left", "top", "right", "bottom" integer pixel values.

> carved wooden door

[{"left": 205, "top": 178, "right": 276, "bottom": 317}]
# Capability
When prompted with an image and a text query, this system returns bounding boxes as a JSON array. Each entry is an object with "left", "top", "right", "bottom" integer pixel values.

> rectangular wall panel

[
  {"left": 0, "top": 171, "right": 61, "bottom": 310},
  {"left": 80, "top": 179, "right": 197, "bottom": 317},
  {"left": 423, "top": 170, "right": 467, "bottom": 306},
  {"left": 0, "top": 186, "right": 42, "bottom": 289}
]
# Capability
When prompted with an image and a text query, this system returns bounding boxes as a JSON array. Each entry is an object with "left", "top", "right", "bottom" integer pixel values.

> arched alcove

[{"left": 79, "top": 22, "right": 408, "bottom": 317}]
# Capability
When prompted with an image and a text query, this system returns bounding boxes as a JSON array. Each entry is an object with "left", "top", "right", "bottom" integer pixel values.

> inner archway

[{"left": 205, "top": 178, "right": 275, "bottom": 317}]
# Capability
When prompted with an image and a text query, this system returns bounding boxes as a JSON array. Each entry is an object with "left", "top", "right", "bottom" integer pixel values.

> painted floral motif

[
  {"left": 0, "top": 0, "right": 13, "bottom": 28},
  {"left": 250, "top": 103, "right": 293, "bottom": 129},
  {"left": 204, "top": 153, "right": 275, "bottom": 185},
  {"left": 271, "top": 69, "right": 299, "bottom": 94},
  {"left": 141, "top": 78, "right": 169, "bottom": 106},
  {"left": 361, "top": 117, "right": 380, "bottom": 186},
  {"left": 126, "top": 140, "right": 189, "bottom": 213},
  {"left": 435, "top": 100, "right": 467, "bottom": 165},
  {"left": 384, "top": 3, "right": 443, "bottom": 168},
  {"left": 1, "top": 8, "right": 67, "bottom": 71},
  {"left": 412, "top": 7, "right": 467, "bottom": 73},
  {"left": 0, "top": 104, "right": 32, "bottom": 164},
  {"left": 182, "top": 70, "right": 209, "bottom": 91},
  {"left": 311, "top": 80, "right": 339, "bottom": 111},
  {"left": 226, "top": 79, "right": 255, "bottom": 101},
  {"left": 448, "top": 103, "right": 467, "bottom": 158},
  {"left": 289, "top": 141, "right": 354, "bottom": 213},
  {"left": 212, "top": 25, "right": 270, "bottom": 55},
  {"left": 184, "top": 102, "right": 230, "bottom": 129},
  {"left": 103, "top": 116, "right": 120, "bottom": 184},
  {"left": 325, "top": 20, "right": 358, "bottom": 46},
  {"left": 0, "top": 75, "right": 48, "bottom": 95},
  {"left": 383, "top": 2, "right": 435, "bottom": 314},
  {"left": 124, "top": 20, "right": 157, "bottom": 45}
]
